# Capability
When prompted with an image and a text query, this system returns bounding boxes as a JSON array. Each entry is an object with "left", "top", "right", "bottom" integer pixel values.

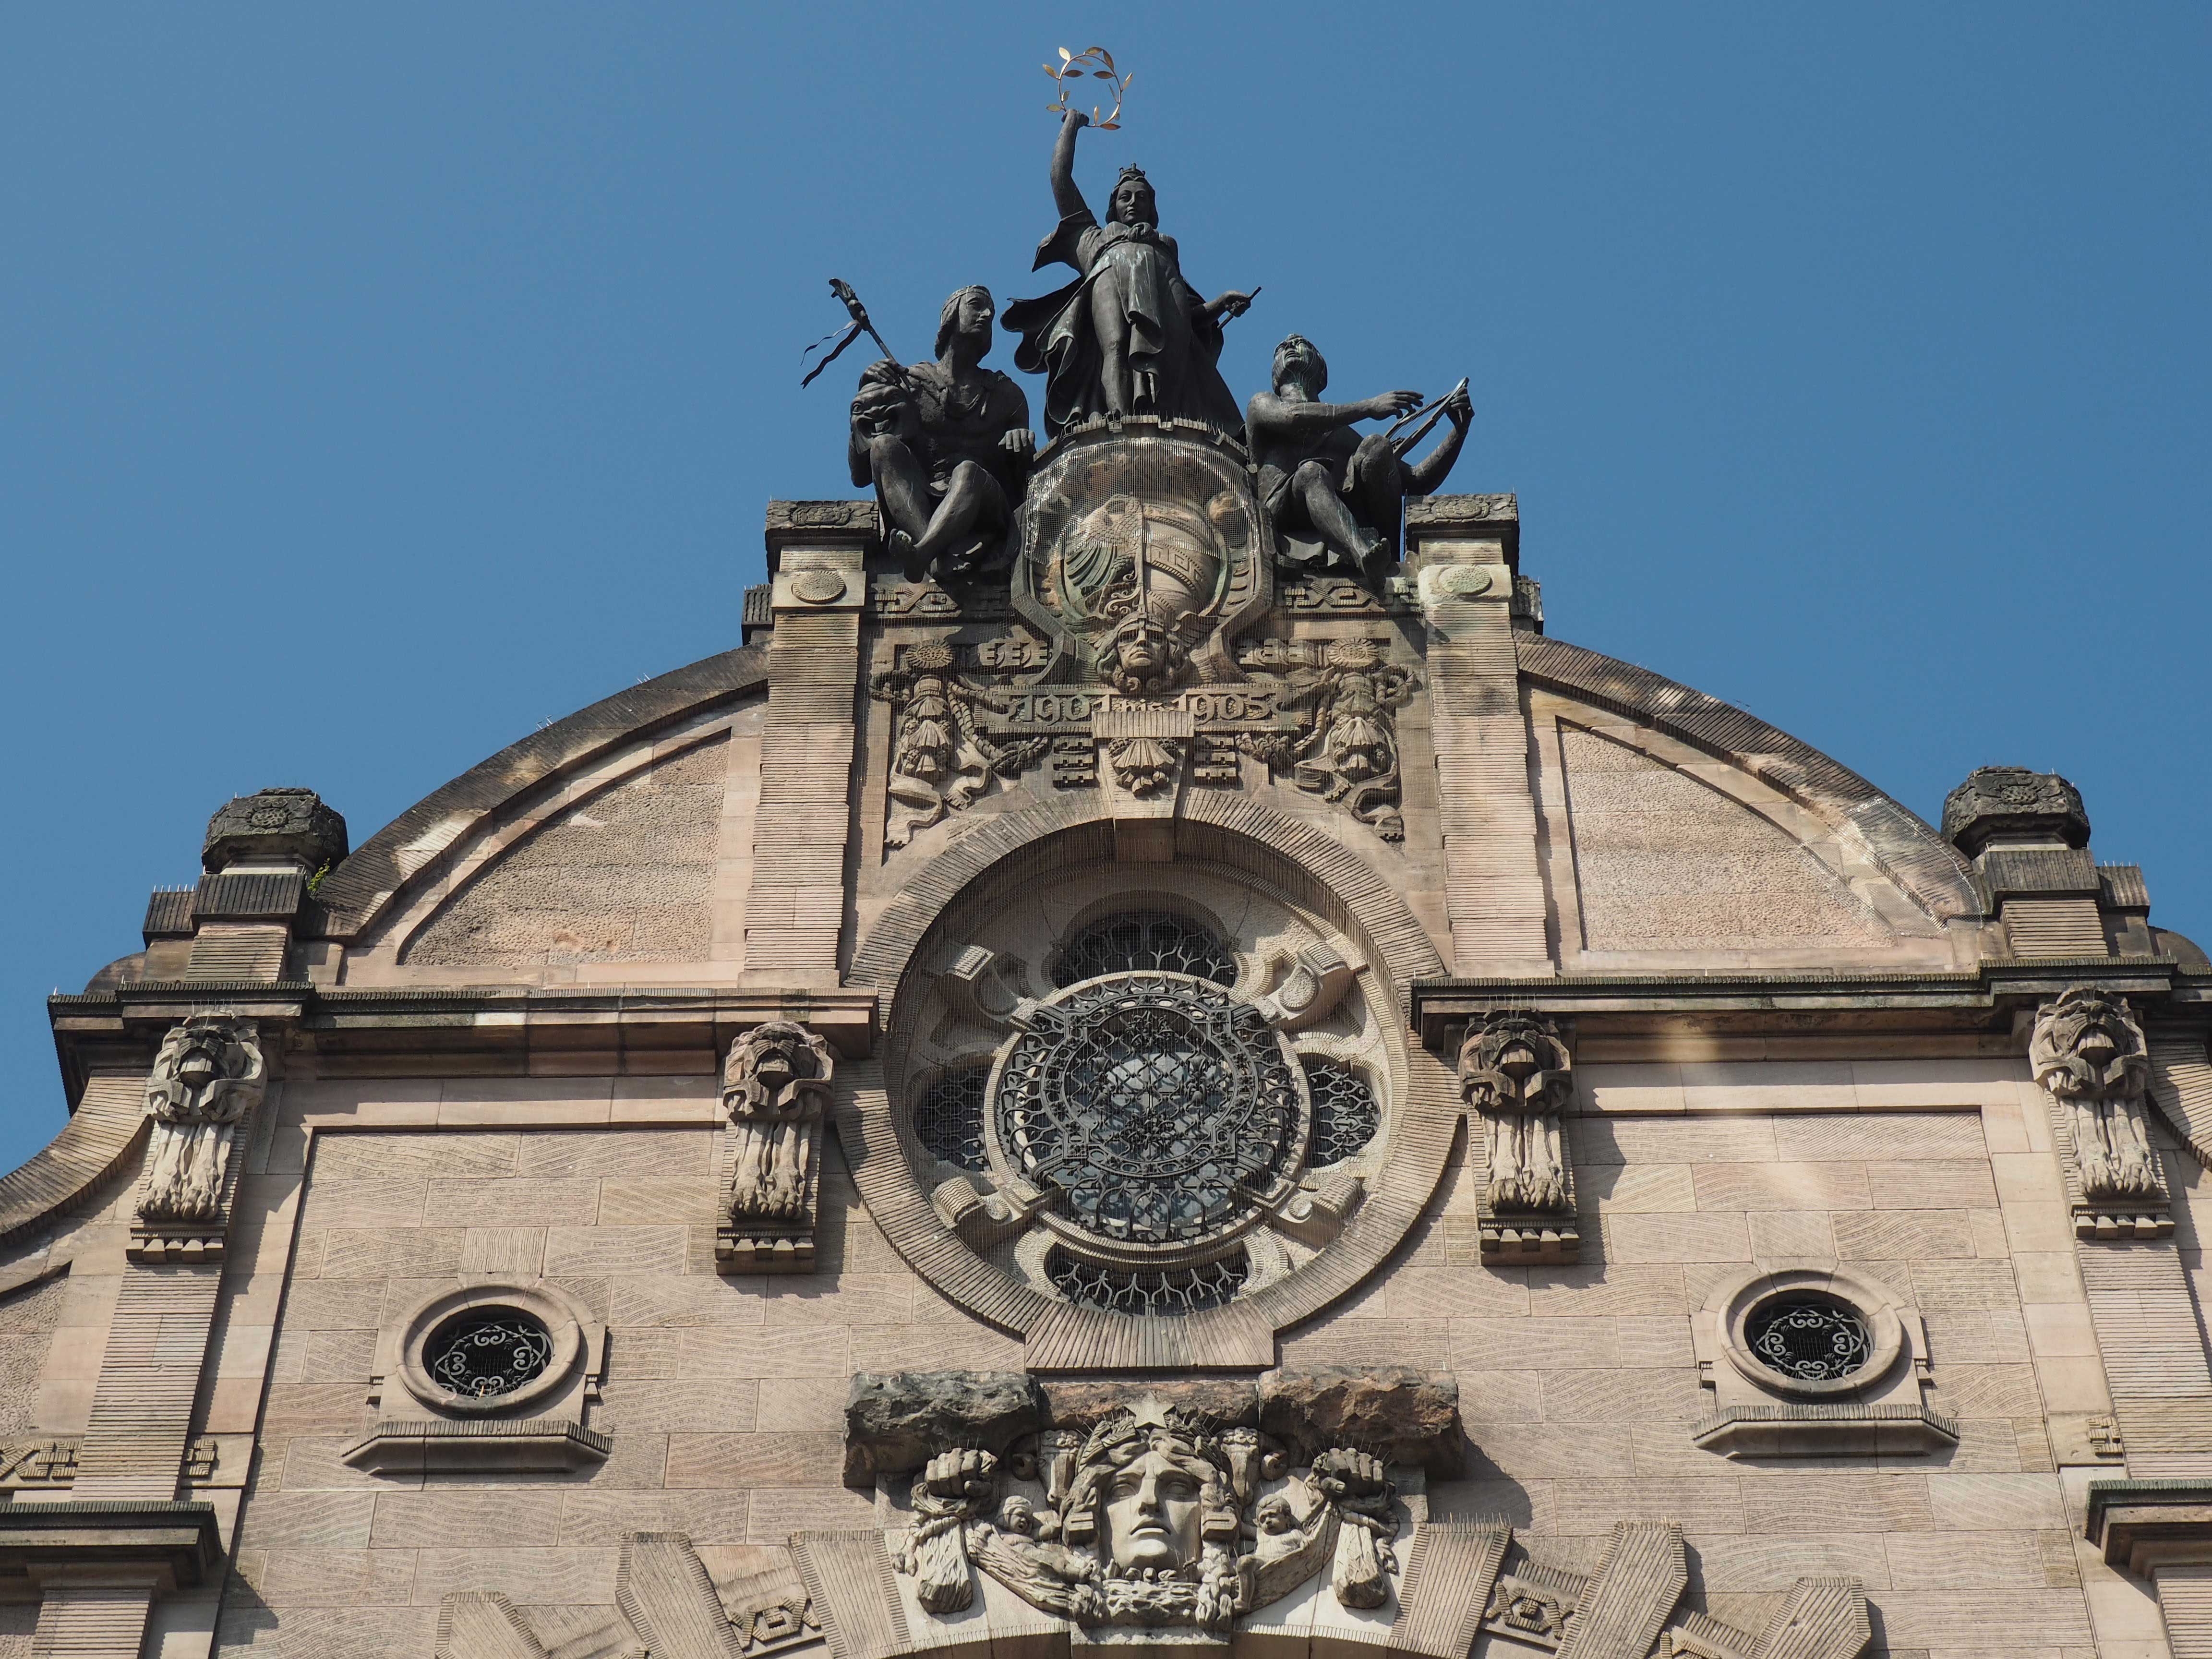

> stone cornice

[
  {"left": 1412, "top": 957, "right": 2205, "bottom": 1046},
  {"left": 48, "top": 984, "right": 881, "bottom": 1074}
]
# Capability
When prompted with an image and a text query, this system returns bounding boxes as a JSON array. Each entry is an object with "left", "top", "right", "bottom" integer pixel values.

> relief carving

[
  {"left": 720, "top": 1022, "right": 834, "bottom": 1271},
  {"left": 2032, "top": 986, "right": 2170, "bottom": 1236},
  {"left": 872, "top": 645, "right": 1046, "bottom": 847},
  {"left": 1457, "top": 1010, "right": 1580, "bottom": 1263},
  {"left": 1235, "top": 639, "right": 1417, "bottom": 841},
  {"left": 132, "top": 1015, "right": 265, "bottom": 1261},
  {"left": 889, "top": 1399, "right": 1391, "bottom": 1633}
]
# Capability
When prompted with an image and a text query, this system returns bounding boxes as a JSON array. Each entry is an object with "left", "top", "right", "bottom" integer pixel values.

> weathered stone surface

[
  {"left": 203, "top": 785, "right": 349, "bottom": 874},
  {"left": 1940, "top": 765, "right": 2091, "bottom": 855},
  {"left": 842, "top": 1370, "right": 1042, "bottom": 1486},
  {"left": 1258, "top": 1367, "right": 1464, "bottom": 1475},
  {"left": 1036, "top": 1376, "right": 1261, "bottom": 1432}
]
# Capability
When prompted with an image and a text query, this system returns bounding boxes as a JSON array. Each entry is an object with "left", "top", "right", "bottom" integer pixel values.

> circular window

[
  {"left": 1303, "top": 1058, "right": 1380, "bottom": 1166},
  {"left": 1050, "top": 911, "right": 1237, "bottom": 990},
  {"left": 395, "top": 1282, "right": 591, "bottom": 1417},
  {"left": 913, "top": 1065, "right": 989, "bottom": 1173},
  {"left": 1046, "top": 1246, "right": 1249, "bottom": 1316},
  {"left": 425, "top": 1311, "right": 555, "bottom": 1400},
  {"left": 1744, "top": 1296, "right": 1872, "bottom": 1384},
  {"left": 991, "top": 972, "right": 1305, "bottom": 1249}
]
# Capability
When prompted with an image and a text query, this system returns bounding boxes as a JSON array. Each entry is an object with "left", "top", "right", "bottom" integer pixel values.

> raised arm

[{"left": 1050, "top": 109, "right": 1091, "bottom": 221}]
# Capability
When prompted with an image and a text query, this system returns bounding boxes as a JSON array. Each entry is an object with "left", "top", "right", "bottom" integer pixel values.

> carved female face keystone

[{"left": 1103, "top": 1444, "right": 1204, "bottom": 1573}]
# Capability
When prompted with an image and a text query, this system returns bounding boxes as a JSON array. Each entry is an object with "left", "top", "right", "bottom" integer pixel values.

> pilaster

[
  {"left": 1406, "top": 497, "right": 1551, "bottom": 974},
  {"left": 744, "top": 505, "right": 872, "bottom": 987}
]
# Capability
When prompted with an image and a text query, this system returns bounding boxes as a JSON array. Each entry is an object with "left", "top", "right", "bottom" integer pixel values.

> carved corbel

[
  {"left": 1254, "top": 942, "right": 1354, "bottom": 1031},
  {"left": 931, "top": 1174, "right": 1055, "bottom": 1251},
  {"left": 718, "top": 1021, "right": 834, "bottom": 1272},
  {"left": 2032, "top": 986, "right": 2171, "bottom": 1238},
  {"left": 131, "top": 1015, "right": 266, "bottom": 1262},
  {"left": 936, "top": 944, "right": 1028, "bottom": 1027},
  {"left": 1457, "top": 1010, "right": 1580, "bottom": 1265},
  {"left": 1267, "top": 1166, "right": 1366, "bottom": 1247}
]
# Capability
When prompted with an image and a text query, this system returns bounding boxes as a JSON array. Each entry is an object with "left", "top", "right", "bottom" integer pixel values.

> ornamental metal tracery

[
  {"left": 1745, "top": 1296, "right": 1870, "bottom": 1383},
  {"left": 1049, "top": 910, "right": 1237, "bottom": 990},
  {"left": 1303, "top": 1058, "right": 1381, "bottom": 1166},
  {"left": 913, "top": 1065, "right": 989, "bottom": 1173},
  {"left": 1046, "top": 1246, "right": 1250, "bottom": 1315},
  {"left": 425, "top": 1312, "right": 554, "bottom": 1399},
  {"left": 992, "top": 972, "right": 1305, "bottom": 1247}
]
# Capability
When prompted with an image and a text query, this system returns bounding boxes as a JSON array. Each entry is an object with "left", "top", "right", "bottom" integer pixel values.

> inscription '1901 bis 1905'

[{"left": 987, "top": 688, "right": 1295, "bottom": 734}]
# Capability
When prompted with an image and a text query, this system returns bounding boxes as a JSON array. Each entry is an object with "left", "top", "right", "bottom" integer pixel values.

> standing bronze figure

[
  {"left": 1002, "top": 110, "right": 1254, "bottom": 438},
  {"left": 849, "top": 286, "right": 1034, "bottom": 579}
]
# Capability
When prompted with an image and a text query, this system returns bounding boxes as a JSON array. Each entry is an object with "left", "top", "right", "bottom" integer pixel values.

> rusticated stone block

[
  {"left": 1258, "top": 1366, "right": 1464, "bottom": 1475},
  {"left": 842, "top": 1370, "right": 1043, "bottom": 1487}
]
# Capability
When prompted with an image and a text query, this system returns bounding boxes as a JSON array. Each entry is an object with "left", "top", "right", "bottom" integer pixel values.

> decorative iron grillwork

[
  {"left": 1745, "top": 1296, "right": 1871, "bottom": 1382},
  {"left": 913, "top": 1064, "right": 989, "bottom": 1173},
  {"left": 995, "top": 973, "right": 1304, "bottom": 1245},
  {"left": 1303, "top": 1058, "right": 1381, "bottom": 1166},
  {"left": 1050, "top": 911, "right": 1237, "bottom": 989},
  {"left": 1046, "top": 1246, "right": 1250, "bottom": 1315},
  {"left": 425, "top": 1312, "right": 554, "bottom": 1400}
]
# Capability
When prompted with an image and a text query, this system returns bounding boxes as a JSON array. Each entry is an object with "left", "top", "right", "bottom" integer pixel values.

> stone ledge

[
  {"left": 2087, "top": 1479, "right": 2212, "bottom": 1577},
  {"left": 339, "top": 1418, "right": 611, "bottom": 1476},
  {"left": 0, "top": 1500, "right": 222, "bottom": 1589},
  {"left": 1690, "top": 1403, "right": 1960, "bottom": 1459}
]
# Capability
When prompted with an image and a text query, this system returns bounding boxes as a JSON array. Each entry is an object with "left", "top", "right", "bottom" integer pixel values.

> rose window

[
  {"left": 1050, "top": 911, "right": 1237, "bottom": 989},
  {"left": 1743, "top": 1296, "right": 1871, "bottom": 1383},
  {"left": 990, "top": 973, "right": 1305, "bottom": 1247},
  {"left": 424, "top": 1311, "right": 555, "bottom": 1400}
]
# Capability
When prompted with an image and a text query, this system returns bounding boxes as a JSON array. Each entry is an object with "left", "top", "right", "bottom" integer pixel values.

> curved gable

[
  {"left": 312, "top": 645, "right": 769, "bottom": 944},
  {"left": 1520, "top": 633, "right": 1981, "bottom": 927}
]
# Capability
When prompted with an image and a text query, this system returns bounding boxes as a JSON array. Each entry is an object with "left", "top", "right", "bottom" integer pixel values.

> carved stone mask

[
  {"left": 2031, "top": 987, "right": 2149, "bottom": 1103},
  {"left": 1102, "top": 1443, "right": 1205, "bottom": 1573}
]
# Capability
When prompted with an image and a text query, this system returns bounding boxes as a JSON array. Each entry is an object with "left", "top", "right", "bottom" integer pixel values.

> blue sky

[{"left": 2, "top": 6, "right": 2205, "bottom": 1169}]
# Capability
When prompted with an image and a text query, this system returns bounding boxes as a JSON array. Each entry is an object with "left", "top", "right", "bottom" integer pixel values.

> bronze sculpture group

[{"left": 842, "top": 108, "right": 1470, "bottom": 588}]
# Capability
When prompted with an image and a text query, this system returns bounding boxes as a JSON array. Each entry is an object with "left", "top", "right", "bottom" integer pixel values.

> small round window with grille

[
  {"left": 424, "top": 1311, "right": 555, "bottom": 1400},
  {"left": 1050, "top": 911, "right": 1237, "bottom": 989},
  {"left": 1743, "top": 1296, "right": 1871, "bottom": 1383},
  {"left": 912, "top": 1065, "right": 989, "bottom": 1173},
  {"left": 1302, "top": 1059, "right": 1380, "bottom": 1166},
  {"left": 1046, "top": 1246, "right": 1249, "bottom": 1316}
]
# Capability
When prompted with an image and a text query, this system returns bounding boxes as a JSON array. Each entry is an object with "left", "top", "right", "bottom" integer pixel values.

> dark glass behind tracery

[
  {"left": 1050, "top": 911, "right": 1237, "bottom": 989},
  {"left": 425, "top": 1311, "right": 554, "bottom": 1400},
  {"left": 1744, "top": 1296, "right": 1871, "bottom": 1382}
]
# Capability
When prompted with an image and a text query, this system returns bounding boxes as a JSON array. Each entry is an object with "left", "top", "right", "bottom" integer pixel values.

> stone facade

[{"left": 12, "top": 457, "right": 2212, "bottom": 1659}]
